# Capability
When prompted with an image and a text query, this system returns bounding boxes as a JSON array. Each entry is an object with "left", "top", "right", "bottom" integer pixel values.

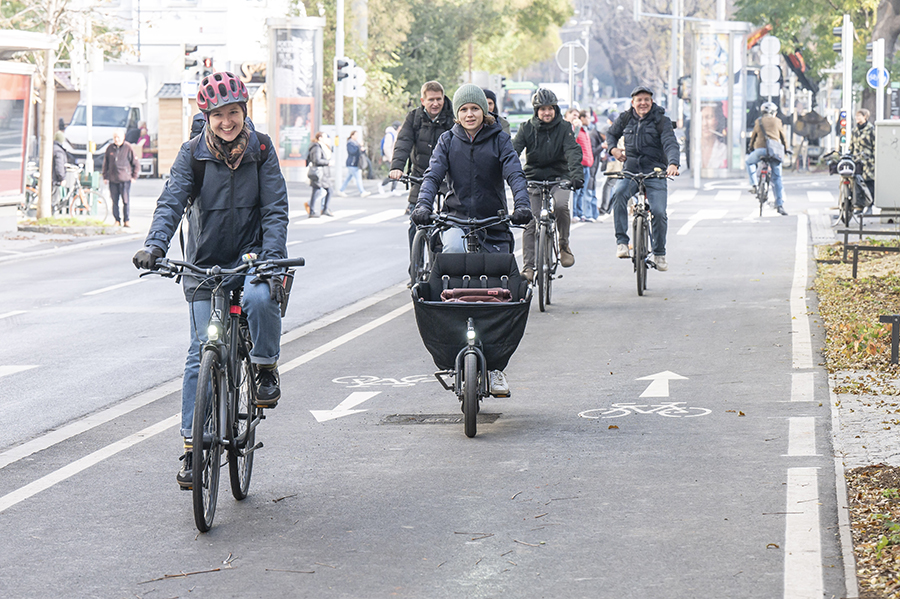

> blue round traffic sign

[{"left": 867, "top": 67, "right": 889, "bottom": 88}]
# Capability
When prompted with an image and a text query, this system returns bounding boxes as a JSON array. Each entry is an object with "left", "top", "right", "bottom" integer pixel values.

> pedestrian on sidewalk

[
  {"left": 306, "top": 131, "right": 333, "bottom": 217},
  {"left": 338, "top": 130, "right": 371, "bottom": 197},
  {"left": 102, "top": 129, "right": 140, "bottom": 227}
]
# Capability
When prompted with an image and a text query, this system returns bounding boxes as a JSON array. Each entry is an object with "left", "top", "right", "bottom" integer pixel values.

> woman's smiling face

[{"left": 208, "top": 105, "right": 244, "bottom": 142}]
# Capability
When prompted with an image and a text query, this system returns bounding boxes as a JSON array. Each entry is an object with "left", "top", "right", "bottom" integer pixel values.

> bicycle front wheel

[
  {"left": 409, "top": 228, "right": 431, "bottom": 287},
  {"left": 838, "top": 183, "right": 852, "bottom": 227},
  {"left": 462, "top": 352, "right": 478, "bottom": 438},
  {"left": 633, "top": 214, "right": 647, "bottom": 296},
  {"left": 536, "top": 225, "right": 549, "bottom": 312},
  {"left": 228, "top": 354, "right": 256, "bottom": 500},
  {"left": 193, "top": 349, "right": 222, "bottom": 532}
]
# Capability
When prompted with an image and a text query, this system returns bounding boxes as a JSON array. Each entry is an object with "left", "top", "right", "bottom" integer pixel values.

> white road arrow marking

[
  {"left": 0, "top": 365, "right": 38, "bottom": 379},
  {"left": 310, "top": 391, "right": 381, "bottom": 422},
  {"left": 636, "top": 371, "right": 688, "bottom": 398}
]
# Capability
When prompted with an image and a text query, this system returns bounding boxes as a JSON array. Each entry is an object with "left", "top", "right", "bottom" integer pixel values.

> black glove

[
  {"left": 252, "top": 275, "right": 285, "bottom": 304},
  {"left": 511, "top": 208, "right": 533, "bottom": 225},
  {"left": 572, "top": 179, "right": 584, "bottom": 190},
  {"left": 132, "top": 246, "right": 165, "bottom": 270},
  {"left": 411, "top": 207, "right": 432, "bottom": 226}
]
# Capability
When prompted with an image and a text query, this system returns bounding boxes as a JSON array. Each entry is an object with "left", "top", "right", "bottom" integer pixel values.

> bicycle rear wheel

[
  {"left": 193, "top": 349, "right": 222, "bottom": 532},
  {"left": 462, "top": 352, "right": 478, "bottom": 438},
  {"left": 633, "top": 214, "right": 647, "bottom": 296},
  {"left": 228, "top": 352, "right": 256, "bottom": 501},
  {"left": 756, "top": 172, "right": 769, "bottom": 214}
]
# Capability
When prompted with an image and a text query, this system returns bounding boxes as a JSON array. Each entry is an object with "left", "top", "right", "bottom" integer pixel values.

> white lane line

[
  {"left": 784, "top": 467, "right": 823, "bottom": 599},
  {"left": 0, "top": 310, "right": 27, "bottom": 320},
  {"left": 289, "top": 208, "right": 365, "bottom": 221},
  {"left": 0, "top": 415, "right": 180, "bottom": 514},
  {"left": 83, "top": 279, "right": 144, "bottom": 296},
  {"left": 0, "top": 365, "right": 38, "bottom": 378},
  {"left": 791, "top": 372, "right": 815, "bottom": 402},
  {"left": 808, "top": 191, "right": 833, "bottom": 203},
  {"left": 324, "top": 229, "right": 356, "bottom": 238},
  {"left": 669, "top": 189, "right": 698, "bottom": 204},
  {"left": 714, "top": 190, "right": 741, "bottom": 202},
  {"left": 280, "top": 303, "right": 413, "bottom": 374},
  {"left": 785, "top": 417, "right": 818, "bottom": 456},
  {"left": 0, "top": 379, "right": 181, "bottom": 470},
  {"left": 286, "top": 240, "right": 304, "bottom": 247},
  {"left": 792, "top": 214, "right": 813, "bottom": 369},
  {"left": 676, "top": 209, "right": 728, "bottom": 235},
  {"left": 350, "top": 208, "right": 407, "bottom": 224}
]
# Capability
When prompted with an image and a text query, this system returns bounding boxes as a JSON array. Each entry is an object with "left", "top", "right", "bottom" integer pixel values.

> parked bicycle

[
  {"left": 18, "top": 166, "right": 37, "bottom": 215},
  {"left": 140, "top": 253, "right": 305, "bottom": 532},
  {"left": 526, "top": 179, "right": 573, "bottom": 312},
  {"left": 39, "top": 164, "right": 109, "bottom": 221},
  {"left": 824, "top": 151, "right": 873, "bottom": 227},
  {"left": 607, "top": 170, "right": 669, "bottom": 296}
]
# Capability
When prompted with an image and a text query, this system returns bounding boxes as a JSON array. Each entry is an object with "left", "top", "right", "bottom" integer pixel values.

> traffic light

[
  {"left": 838, "top": 110, "right": 848, "bottom": 148},
  {"left": 184, "top": 44, "right": 198, "bottom": 70},
  {"left": 336, "top": 57, "right": 354, "bottom": 82},
  {"left": 202, "top": 57, "right": 213, "bottom": 78}
]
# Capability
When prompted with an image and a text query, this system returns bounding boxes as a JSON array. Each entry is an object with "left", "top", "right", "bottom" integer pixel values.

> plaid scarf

[{"left": 205, "top": 123, "right": 249, "bottom": 170}]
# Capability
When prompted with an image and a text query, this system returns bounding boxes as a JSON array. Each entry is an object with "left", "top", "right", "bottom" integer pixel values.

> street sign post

[{"left": 556, "top": 42, "right": 587, "bottom": 107}]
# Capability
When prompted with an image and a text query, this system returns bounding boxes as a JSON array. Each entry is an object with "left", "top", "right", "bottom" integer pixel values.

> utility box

[{"left": 875, "top": 120, "right": 900, "bottom": 208}]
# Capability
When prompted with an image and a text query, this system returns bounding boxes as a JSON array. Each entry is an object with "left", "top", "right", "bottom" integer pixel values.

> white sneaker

[
  {"left": 360, "top": 191, "right": 372, "bottom": 198},
  {"left": 616, "top": 244, "right": 630, "bottom": 259},
  {"left": 655, "top": 255, "right": 668, "bottom": 271},
  {"left": 489, "top": 370, "right": 510, "bottom": 397}
]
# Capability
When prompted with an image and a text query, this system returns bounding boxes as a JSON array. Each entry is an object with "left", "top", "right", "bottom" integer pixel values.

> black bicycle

[
  {"left": 824, "top": 151, "right": 873, "bottom": 227},
  {"left": 754, "top": 155, "right": 777, "bottom": 216},
  {"left": 608, "top": 170, "right": 669, "bottom": 296},
  {"left": 526, "top": 180, "right": 573, "bottom": 312},
  {"left": 402, "top": 174, "right": 448, "bottom": 286},
  {"left": 142, "top": 254, "right": 304, "bottom": 531}
]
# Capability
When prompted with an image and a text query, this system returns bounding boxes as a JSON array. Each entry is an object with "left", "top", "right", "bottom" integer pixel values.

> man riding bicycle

[
  {"left": 411, "top": 84, "right": 532, "bottom": 396},
  {"left": 746, "top": 101, "right": 788, "bottom": 216},
  {"left": 606, "top": 85, "right": 680, "bottom": 271},
  {"left": 512, "top": 88, "right": 583, "bottom": 283},
  {"left": 132, "top": 71, "right": 290, "bottom": 488}
]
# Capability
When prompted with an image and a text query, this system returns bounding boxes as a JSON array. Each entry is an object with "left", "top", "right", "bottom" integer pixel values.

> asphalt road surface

[{"left": 0, "top": 173, "right": 851, "bottom": 598}]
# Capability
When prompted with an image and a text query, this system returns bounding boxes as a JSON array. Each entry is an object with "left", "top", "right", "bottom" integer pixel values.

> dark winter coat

[
  {"left": 390, "top": 98, "right": 455, "bottom": 177},
  {"left": 851, "top": 120, "right": 875, "bottom": 181},
  {"left": 345, "top": 138, "right": 362, "bottom": 167},
  {"left": 52, "top": 141, "right": 67, "bottom": 184},
  {"left": 307, "top": 142, "right": 332, "bottom": 189},
  {"left": 605, "top": 104, "right": 680, "bottom": 174},
  {"left": 416, "top": 120, "right": 530, "bottom": 249},
  {"left": 102, "top": 141, "right": 139, "bottom": 183},
  {"left": 511, "top": 105, "right": 583, "bottom": 185},
  {"left": 144, "top": 125, "right": 289, "bottom": 301},
  {"left": 588, "top": 128, "right": 605, "bottom": 184}
]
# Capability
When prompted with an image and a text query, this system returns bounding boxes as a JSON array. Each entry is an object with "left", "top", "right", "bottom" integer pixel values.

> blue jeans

[
  {"left": 180, "top": 275, "right": 282, "bottom": 438},
  {"left": 340, "top": 166, "right": 365, "bottom": 194},
  {"left": 572, "top": 166, "right": 593, "bottom": 219},
  {"left": 746, "top": 148, "right": 784, "bottom": 206},
  {"left": 585, "top": 171, "right": 599, "bottom": 219},
  {"left": 611, "top": 177, "right": 668, "bottom": 256}
]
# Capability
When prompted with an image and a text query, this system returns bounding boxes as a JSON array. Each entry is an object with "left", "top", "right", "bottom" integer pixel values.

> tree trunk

[{"left": 37, "top": 13, "right": 56, "bottom": 220}]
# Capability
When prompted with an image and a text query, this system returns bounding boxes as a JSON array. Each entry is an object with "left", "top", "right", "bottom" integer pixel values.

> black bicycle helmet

[{"left": 532, "top": 88, "right": 559, "bottom": 108}]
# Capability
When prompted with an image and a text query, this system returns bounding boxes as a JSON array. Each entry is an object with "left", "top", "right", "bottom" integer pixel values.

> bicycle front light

[
  {"left": 466, "top": 329, "right": 476, "bottom": 341},
  {"left": 207, "top": 323, "right": 221, "bottom": 341}
]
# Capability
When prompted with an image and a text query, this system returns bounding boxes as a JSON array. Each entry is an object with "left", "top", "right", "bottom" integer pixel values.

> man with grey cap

[{"left": 605, "top": 85, "right": 680, "bottom": 271}]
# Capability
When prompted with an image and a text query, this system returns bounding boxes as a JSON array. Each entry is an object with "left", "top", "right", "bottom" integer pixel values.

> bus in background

[{"left": 501, "top": 81, "right": 538, "bottom": 135}]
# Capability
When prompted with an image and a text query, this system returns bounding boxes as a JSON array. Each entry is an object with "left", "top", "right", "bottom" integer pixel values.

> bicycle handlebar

[
  {"left": 143, "top": 255, "right": 305, "bottom": 279},
  {"left": 397, "top": 174, "right": 424, "bottom": 186},
  {"left": 608, "top": 170, "right": 671, "bottom": 182},
  {"left": 526, "top": 179, "right": 574, "bottom": 191},
  {"left": 428, "top": 212, "right": 510, "bottom": 229}
]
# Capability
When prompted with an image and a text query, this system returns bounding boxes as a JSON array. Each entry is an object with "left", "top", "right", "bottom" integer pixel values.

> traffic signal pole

[
  {"left": 334, "top": 0, "right": 345, "bottom": 188},
  {"left": 840, "top": 14, "right": 853, "bottom": 154}
]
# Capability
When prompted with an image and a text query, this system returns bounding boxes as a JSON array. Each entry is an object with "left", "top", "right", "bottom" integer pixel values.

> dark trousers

[
  {"left": 310, "top": 186, "right": 331, "bottom": 214},
  {"left": 109, "top": 180, "right": 131, "bottom": 223}
]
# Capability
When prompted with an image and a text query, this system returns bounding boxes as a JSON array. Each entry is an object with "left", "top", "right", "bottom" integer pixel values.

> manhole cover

[{"left": 382, "top": 413, "right": 501, "bottom": 425}]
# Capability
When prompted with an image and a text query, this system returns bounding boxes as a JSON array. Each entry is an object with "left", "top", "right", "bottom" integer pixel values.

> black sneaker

[
  {"left": 177, "top": 450, "right": 192, "bottom": 489},
  {"left": 256, "top": 366, "right": 281, "bottom": 407}
]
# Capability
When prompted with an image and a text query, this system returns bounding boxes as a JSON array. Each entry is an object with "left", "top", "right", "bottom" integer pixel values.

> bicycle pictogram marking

[
  {"left": 578, "top": 402, "right": 711, "bottom": 419},
  {"left": 332, "top": 375, "right": 436, "bottom": 388}
]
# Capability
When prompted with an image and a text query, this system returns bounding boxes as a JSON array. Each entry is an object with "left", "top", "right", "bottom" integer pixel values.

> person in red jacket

[
  {"left": 102, "top": 129, "right": 140, "bottom": 227},
  {"left": 566, "top": 109, "right": 594, "bottom": 221}
]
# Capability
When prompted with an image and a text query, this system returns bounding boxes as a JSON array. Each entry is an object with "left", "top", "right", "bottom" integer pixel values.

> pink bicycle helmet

[{"left": 197, "top": 71, "right": 249, "bottom": 113}]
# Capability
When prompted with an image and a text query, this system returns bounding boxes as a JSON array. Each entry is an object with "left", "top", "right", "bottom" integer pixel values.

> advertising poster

[
  {"left": 271, "top": 24, "right": 321, "bottom": 168},
  {"left": 698, "top": 33, "right": 729, "bottom": 101},
  {"left": 0, "top": 71, "right": 31, "bottom": 196}
]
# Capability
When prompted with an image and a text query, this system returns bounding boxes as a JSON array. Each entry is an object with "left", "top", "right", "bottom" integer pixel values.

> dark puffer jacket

[
  {"left": 416, "top": 120, "right": 530, "bottom": 248},
  {"left": 144, "top": 124, "right": 289, "bottom": 301},
  {"left": 511, "top": 105, "right": 583, "bottom": 185},
  {"left": 390, "top": 98, "right": 455, "bottom": 177},
  {"left": 605, "top": 104, "right": 680, "bottom": 174}
]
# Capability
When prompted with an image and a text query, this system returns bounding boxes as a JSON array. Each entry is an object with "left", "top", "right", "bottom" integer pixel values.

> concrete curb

[{"left": 17, "top": 225, "right": 124, "bottom": 236}]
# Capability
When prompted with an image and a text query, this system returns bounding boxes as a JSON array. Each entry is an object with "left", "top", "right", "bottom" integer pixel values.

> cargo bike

[{"left": 411, "top": 217, "right": 532, "bottom": 437}]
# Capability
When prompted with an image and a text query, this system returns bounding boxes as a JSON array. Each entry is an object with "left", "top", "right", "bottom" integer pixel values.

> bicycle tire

[
  {"left": 228, "top": 352, "right": 256, "bottom": 501},
  {"left": 463, "top": 352, "right": 478, "bottom": 438},
  {"left": 757, "top": 173, "right": 769, "bottom": 213},
  {"left": 193, "top": 349, "right": 222, "bottom": 532},
  {"left": 409, "top": 228, "right": 430, "bottom": 287},
  {"left": 641, "top": 220, "right": 650, "bottom": 291},
  {"left": 536, "top": 225, "right": 548, "bottom": 312},
  {"left": 546, "top": 231, "right": 556, "bottom": 306},
  {"left": 69, "top": 190, "right": 91, "bottom": 218},
  {"left": 633, "top": 214, "right": 647, "bottom": 296},
  {"left": 838, "top": 183, "right": 852, "bottom": 227},
  {"left": 85, "top": 189, "right": 109, "bottom": 222}
]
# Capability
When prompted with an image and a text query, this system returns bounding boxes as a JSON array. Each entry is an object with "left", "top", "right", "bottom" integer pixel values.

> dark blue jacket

[
  {"left": 416, "top": 120, "right": 530, "bottom": 247},
  {"left": 345, "top": 139, "right": 361, "bottom": 167},
  {"left": 144, "top": 121, "right": 289, "bottom": 300},
  {"left": 605, "top": 104, "right": 680, "bottom": 174}
]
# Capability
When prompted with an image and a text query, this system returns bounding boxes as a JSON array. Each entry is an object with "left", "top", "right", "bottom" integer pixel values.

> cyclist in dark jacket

[
  {"left": 512, "top": 88, "right": 583, "bottom": 281},
  {"left": 605, "top": 85, "right": 680, "bottom": 271},
  {"left": 132, "top": 71, "right": 289, "bottom": 489}
]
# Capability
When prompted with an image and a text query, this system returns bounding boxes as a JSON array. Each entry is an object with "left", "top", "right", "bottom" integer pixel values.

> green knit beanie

[{"left": 453, "top": 84, "right": 489, "bottom": 117}]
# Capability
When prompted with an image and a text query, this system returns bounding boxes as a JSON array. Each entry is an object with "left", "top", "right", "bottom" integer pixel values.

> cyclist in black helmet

[{"left": 512, "top": 88, "right": 584, "bottom": 283}]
